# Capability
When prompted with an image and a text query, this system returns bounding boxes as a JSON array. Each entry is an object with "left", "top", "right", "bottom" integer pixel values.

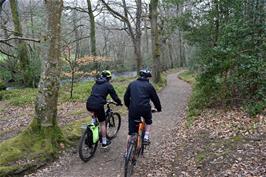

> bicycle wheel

[
  {"left": 124, "top": 143, "right": 136, "bottom": 177},
  {"left": 135, "top": 130, "right": 144, "bottom": 157},
  {"left": 78, "top": 128, "right": 98, "bottom": 162},
  {"left": 106, "top": 112, "right": 121, "bottom": 139}
]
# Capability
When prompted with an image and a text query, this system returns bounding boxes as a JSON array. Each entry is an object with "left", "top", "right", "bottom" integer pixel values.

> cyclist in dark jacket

[
  {"left": 86, "top": 70, "right": 122, "bottom": 148},
  {"left": 124, "top": 69, "right": 161, "bottom": 144}
]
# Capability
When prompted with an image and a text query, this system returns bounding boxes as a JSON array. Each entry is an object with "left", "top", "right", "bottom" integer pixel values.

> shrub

[{"left": 0, "top": 80, "right": 6, "bottom": 90}]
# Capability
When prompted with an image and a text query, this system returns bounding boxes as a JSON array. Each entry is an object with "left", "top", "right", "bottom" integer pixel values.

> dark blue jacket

[
  {"left": 87, "top": 77, "right": 121, "bottom": 109},
  {"left": 124, "top": 77, "right": 161, "bottom": 112}
]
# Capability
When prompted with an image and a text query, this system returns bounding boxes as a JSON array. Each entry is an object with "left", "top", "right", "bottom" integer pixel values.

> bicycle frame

[
  {"left": 136, "top": 118, "right": 145, "bottom": 151},
  {"left": 127, "top": 118, "right": 146, "bottom": 157}
]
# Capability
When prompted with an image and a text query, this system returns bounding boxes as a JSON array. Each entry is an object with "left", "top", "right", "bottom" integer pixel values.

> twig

[
  {"left": 0, "top": 36, "right": 40, "bottom": 43},
  {"left": 0, "top": 48, "right": 15, "bottom": 58}
]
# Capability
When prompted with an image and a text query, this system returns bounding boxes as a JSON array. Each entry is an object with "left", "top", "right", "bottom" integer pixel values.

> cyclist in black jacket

[
  {"left": 124, "top": 69, "right": 161, "bottom": 144},
  {"left": 86, "top": 70, "right": 122, "bottom": 148}
]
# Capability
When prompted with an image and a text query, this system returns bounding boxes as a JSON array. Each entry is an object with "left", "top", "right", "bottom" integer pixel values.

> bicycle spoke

[
  {"left": 106, "top": 112, "right": 121, "bottom": 139},
  {"left": 78, "top": 128, "right": 98, "bottom": 162}
]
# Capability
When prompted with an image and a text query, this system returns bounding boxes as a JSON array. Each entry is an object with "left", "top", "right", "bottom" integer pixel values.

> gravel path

[{"left": 25, "top": 72, "right": 191, "bottom": 177}]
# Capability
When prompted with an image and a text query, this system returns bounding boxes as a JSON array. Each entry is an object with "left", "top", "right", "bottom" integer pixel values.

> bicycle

[
  {"left": 78, "top": 101, "right": 121, "bottom": 162},
  {"left": 124, "top": 109, "right": 157, "bottom": 177}
]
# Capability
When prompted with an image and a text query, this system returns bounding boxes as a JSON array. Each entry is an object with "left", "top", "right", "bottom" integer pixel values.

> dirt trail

[{"left": 26, "top": 72, "right": 191, "bottom": 177}]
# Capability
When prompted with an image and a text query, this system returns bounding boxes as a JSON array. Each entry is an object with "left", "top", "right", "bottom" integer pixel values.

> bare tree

[
  {"left": 87, "top": 0, "right": 100, "bottom": 73},
  {"left": 150, "top": 0, "right": 161, "bottom": 83},
  {"left": 9, "top": 0, "right": 30, "bottom": 85},
  {"left": 87, "top": 0, "right": 96, "bottom": 56},
  {"left": 33, "top": 0, "right": 64, "bottom": 144},
  {"left": 100, "top": 0, "right": 143, "bottom": 71}
]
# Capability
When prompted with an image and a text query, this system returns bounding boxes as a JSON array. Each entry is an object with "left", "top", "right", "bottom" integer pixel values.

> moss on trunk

[{"left": 0, "top": 122, "right": 65, "bottom": 176}]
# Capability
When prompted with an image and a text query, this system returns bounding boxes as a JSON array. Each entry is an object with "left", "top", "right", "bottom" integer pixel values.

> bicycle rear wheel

[
  {"left": 106, "top": 112, "right": 121, "bottom": 139},
  {"left": 124, "top": 143, "right": 136, "bottom": 177},
  {"left": 78, "top": 128, "right": 98, "bottom": 162}
]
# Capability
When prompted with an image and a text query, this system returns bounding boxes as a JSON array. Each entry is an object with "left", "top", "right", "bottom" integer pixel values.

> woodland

[{"left": 0, "top": 0, "right": 265, "bottom": 176}]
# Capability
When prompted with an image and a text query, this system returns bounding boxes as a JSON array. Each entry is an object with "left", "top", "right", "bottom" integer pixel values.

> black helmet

[
  {"left": 101, "top": 70, "right": 112, "bottom": 79},
  {"left": 139, "top": 69, "right": 152, "bottom": 78}
]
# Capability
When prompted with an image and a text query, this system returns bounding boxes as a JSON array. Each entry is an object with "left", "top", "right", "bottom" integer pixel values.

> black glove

[
  {"left": 151, "top": 108, "right": 157, "bottom": 113},
  {"left": 156, "top": 108, "right": 161, "bottom": 112}
]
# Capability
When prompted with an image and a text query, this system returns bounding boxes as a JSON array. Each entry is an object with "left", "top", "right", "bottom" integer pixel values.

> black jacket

[
  {"left": 87, "top": 77, "right": 121, "bottom": 109},
  {"left": 124, "top": 77, "right": 161, "bottom": 112}
]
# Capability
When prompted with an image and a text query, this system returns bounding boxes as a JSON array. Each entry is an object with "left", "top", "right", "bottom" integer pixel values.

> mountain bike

[
  {"left": 78, "top": 101, "right": 121, "bottom": 162},
  {"left": 124, "top": 109, "right": 157, "bottom": 177}
]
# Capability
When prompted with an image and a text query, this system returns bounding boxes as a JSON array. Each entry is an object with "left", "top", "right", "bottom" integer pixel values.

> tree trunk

[
  {"left": 29, "top": 0, "right": 36, "bottom": 49},
  {"left": 0, "top": 0, "right": 6, "bottom": 14},
  {"left": 144, "top": 5, "right": 149, "bottom": 55},
  {"left": 10, "top": 0, "right": 30, "bottom": 85},
  {"left": 87, "top": 0, "right": 96, "bottom": 56},
  {"left": 150, "top": 0, "right": 161, "bottom": 83},
  {"left": 69, "top": 5, "right": 80, "bottom": 99},
  {"left": 87, "top": 0, "right": 98, "bottom": 73},
  {"left": 168, "top": 40, "right": 174, "bottom": 68},
  {"left": 101, "top": 0, "right": 143, "bottom": 71},
  {"left": 33, "top": 0, "right": 63, "bottom": 140},
  {"left": 213, "top": 0, "right": 220, "bottom": 46},
  {"left": 178, "top": 29, "right": 185, "bottom": 67},
  {"left": 133, "top": 39, "right": 142, "bottom": 71}
]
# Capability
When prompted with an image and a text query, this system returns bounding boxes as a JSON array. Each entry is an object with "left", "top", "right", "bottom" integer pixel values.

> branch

[
  {"left": 0, "top": 40, "right": 14, "bottom": 47},
  {"left": 70, "top": 36, "right": 90, "bottom": 45},
  {"left": 0, "top": 0, "right": 6, "bottom": 9},
  {"left": 96, "top": 21, "right": 128, "bottom": 31},
  {"left": 92, "top": 2, "right": 101, "bottom": 13},
  {"left": 62, "top": 35, "right": 91, "bottom": 49},
  {"left": 94, "top": 6, "right": 103, "bottom": 17},
  {"left": 0, "top": 36, "right": 40, "bottom": 43},
  {"left": 0, "top": 48, "right": 15, "bottom": 58},
  {"left": 100, "top": 0, "right": 128, "bottom": 23},
  {"left": 64, "top": 6, "right": 88, "bottom": 13},
  {"left": 65, "top": 24, "right": 85, "bottom": 36}
]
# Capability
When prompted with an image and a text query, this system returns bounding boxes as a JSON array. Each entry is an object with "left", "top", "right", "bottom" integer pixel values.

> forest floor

[
  {"left": 23, "top": 72, "right": 192, "bottom": 177},
  {"left": 1, "top": 71, "right": 265, "bottom": 177},
  {"left": 0, "top": 101, "right": 89, "bottom": 142}
]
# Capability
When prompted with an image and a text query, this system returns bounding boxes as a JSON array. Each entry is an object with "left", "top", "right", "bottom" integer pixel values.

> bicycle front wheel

[
  {"left": 124, "top": 143, "right": 136, "bottom": 177},
  {"left": 106, "top": 112, "right": 121, "bottom": 139},
  {"left": 78, "top": 128, "right": 98, "bottom": 162}
]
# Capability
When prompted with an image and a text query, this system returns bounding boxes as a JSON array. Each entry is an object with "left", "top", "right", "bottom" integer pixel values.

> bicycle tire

[
  {"left": 124, "top": 143, "right": 136, "bottom": 177},
  {"left": 78, "top": 128, "right": 98, "bottom": 162},
  {"left": 106, "top": 112, "right": 121, "bottom": 139}
]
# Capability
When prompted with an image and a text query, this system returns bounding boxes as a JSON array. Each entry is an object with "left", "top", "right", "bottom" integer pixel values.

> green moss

[
  {"left": 0, "top": 123, "right": 66, "bottom": 176},
  {"left": 70, "top": 109, "right": 86, "bottom": 116},
  {"left": 0, "top": 88, "right": 37, "bottom": 106},
  {"left": 0, "top": 166, "right": 19, "bottom": 176},
  {"left": 62, "top": 117, "right": 90, "bottom": 141},
  {"left": 178, "top": 70, "right": 195, "bottom": 84},
  {"left": 153, "top": 73, "right": 167, "bottom": 92},
  {"left": 195, "top": 152, "right": 206, "bottom": 163},
  {"left": 0, "top": 133, "right": 28, "bottom": 165},
  {"left": 0, "top": 76, "right": 134, "bottom": 107},
  {"left": 0, "top": 80, "right": 5, "bottom": 91}
]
